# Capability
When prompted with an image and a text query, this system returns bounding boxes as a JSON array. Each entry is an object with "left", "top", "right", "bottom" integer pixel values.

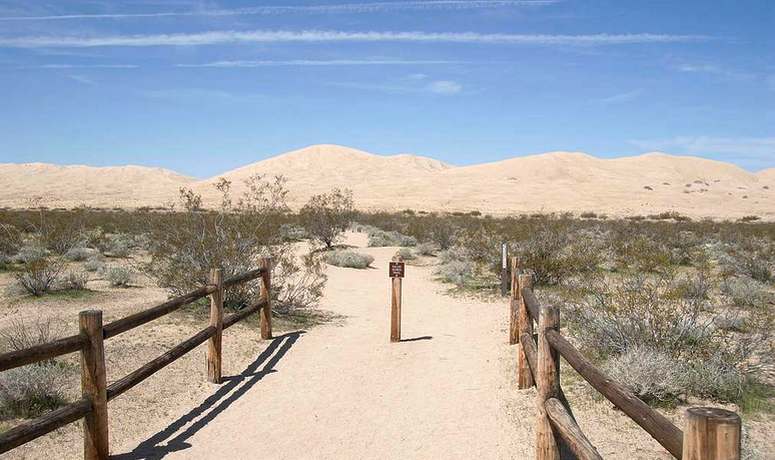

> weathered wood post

[
  {"left": 509, "top": 256, "right": 520, "bottom": 345},
  {"left": 207, "top": 268, "right": 224, "bottom": 383},
  {"left": 259, "top": 257, "right": 273, "bottom": 340},
  {"left": 390, "top": 252, "right": 405, "bottom": 342},
  {"left": 79, "top": 310, "right": 108, "bottom": 460},
  {"left": 682, "top": 407, "right": 741, "bottom": 460},
  {"left": 500, "top": 242, "right": 509, "bottom": 296},
  {"left": 536, "top": 304, "right": 560, "bottom": 460},
  {"left": 517, "top": 273, "right": 535, "bottom": 389}
]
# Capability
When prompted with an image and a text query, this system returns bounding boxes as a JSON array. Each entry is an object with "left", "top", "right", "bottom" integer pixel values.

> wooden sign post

[{"left": 389, "top": 252, "right": 405, "bottom": 342}]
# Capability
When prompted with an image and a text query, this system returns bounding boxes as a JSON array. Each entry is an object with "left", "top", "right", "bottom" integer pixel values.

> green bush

[
  {"left": 325, "top": 250, "right": 374, "bottom": 269},
  {"left": 299, "top": 188, "right": 355, "bottom": 248},
  {"left": 106, "top": 265, "right": 133, "bottom": 287}
]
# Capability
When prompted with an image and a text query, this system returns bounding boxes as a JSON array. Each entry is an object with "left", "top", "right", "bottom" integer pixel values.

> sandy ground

[{"left": 2, "top": 232, "right": 773, "bottom": 459}]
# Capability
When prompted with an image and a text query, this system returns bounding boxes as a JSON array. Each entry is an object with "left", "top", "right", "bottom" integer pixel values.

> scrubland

[{"left": 0, "top": 177, "right": 773, "bottom": 457}]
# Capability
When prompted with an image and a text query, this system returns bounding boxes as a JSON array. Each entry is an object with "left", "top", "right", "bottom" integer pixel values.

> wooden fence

[
  {"left": 508, "top": 258, "right": 742, "bottom": 460},
  {"left": 0, "top": 258, "right": 273, "bottom": 459}
]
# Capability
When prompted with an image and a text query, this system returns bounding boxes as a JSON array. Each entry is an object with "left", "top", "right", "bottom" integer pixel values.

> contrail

[
  {"left": 176, "top": 59, "right": 465, "bottom": 67},
  {"left": 0, "top": 1, "right": 560, "bottom": 21},
  {"left": 0, "top": 30, "right": 710, "bottom": 48}
]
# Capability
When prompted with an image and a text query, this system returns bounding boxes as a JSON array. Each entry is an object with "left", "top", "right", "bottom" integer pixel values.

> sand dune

[
  {"left": 1, "top": 145, "right": 772, "bottom": 219},
  {"left": 0, "top": 163, "right": 193, "bottom": 209}
]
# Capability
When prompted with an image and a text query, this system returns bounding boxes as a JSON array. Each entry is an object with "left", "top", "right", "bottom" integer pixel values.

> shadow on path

[
  {"left": 400, "top": 336, "right": 432, "bottom": 343},
  {"left": 112, "top": 331, "right": 304, "bottom": 460}
]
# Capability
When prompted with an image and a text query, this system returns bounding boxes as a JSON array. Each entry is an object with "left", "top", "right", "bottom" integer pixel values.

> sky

[{"left": 0, "top": 0, "right": 773, "bottom": 177}]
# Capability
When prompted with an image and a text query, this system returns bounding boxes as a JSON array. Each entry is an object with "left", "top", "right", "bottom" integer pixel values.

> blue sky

[{"left": 0, "top": 0, "right": 773, "bottom": 177}]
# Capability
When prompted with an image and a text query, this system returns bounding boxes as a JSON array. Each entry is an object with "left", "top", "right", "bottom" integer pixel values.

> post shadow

[
  {"left": 111, "top": 331, "right": 304, "bottom": 459},
  {"left": 399, "top": 335, "right": 432, "bottom": 343}
]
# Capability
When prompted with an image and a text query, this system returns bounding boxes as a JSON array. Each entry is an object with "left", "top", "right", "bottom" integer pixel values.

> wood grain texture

[
  {"left": 517, "top": 274, "right": 535, "bottom": 389},
  {"left": 207, "top": 268, "right": 224, "bottom": 384},
  {"left": 80, "top": 310, "right": 109, "bottom": 460},
  {"left": 545, "top": 398, "right": 602, "bottom": 460},
  {"left": 536, "top": 305, "right": 560, "bottom": 460},
  {"left": 259, "top": 258, "right": 273, "bottom": 340},
  {"left": 682, "top": 407, "right": 741, "bottom": 460}
]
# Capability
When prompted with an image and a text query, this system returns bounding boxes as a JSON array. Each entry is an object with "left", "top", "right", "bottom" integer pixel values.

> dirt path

[{"left": 112, "top": 233, "right": 532, "bottom": 459}]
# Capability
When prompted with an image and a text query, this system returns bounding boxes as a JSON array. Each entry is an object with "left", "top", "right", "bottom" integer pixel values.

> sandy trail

[{"left": 112, "top": 232, "right": 531, "bottom": 459}]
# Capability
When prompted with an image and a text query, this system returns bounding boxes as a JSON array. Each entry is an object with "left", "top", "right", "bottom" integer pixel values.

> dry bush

[
  {"left": 325, "top": 250, "right": 374, "bottom": 269},
  {"left": 62, "top": 270, "right": 89, "bottom": 291},
  {"left": 514, "top": 224, "right": 601, "bottom": 285},
  {"left": 397, "top": 248, "right": 416, "bottom": 260},
  {"left": 0, "top": 318, "right": 69, "bottom": 419},
  {"left": 105, "top": 265, "right": 132, "bottom": 287},
  {"left": 414, "top": 242, "right": 437, "bottom": 256},
  {"left": 143, "top": 176, "right": 326, "bottom": 313},
  {"left": 367, "top": 229, "right": 417, "bottom": 247},
  {"left": 272, "top": 252, "right": 327, "bottom": 314},
  {"left": 64, "top": 246, "right": 97, "bottom": 262},
  {"left": 604, "top": 346, "right": 690, "bottom": 404},
  {"left": 567, "top": 271, "right": 774, "bottom": 403},
  {"left": 84, "top": 255, "right": 105, "bottom": 273},
  {"left": 0, "top": 223, "right": 22, "bottom": 260},
  {"left": 14, "top": 257, "right": 65, "bottom": 296},
  {"left": 299, "top": 188, "right": 354, "bottom": 248}
]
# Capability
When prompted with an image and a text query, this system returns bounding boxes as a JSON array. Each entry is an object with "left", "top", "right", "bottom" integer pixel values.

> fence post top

[
  {"left": 392, "top": 252, "right": 404, "bottom": 262},
  {"left": 686, "top": 407, "right": 741, "bottom": 424},
  {"left": 79, "top": 310, "right": 103, "bottom": 318}
]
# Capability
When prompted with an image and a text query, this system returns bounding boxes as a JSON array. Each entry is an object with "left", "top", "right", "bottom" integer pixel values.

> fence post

[
  {"left": 509, "top": 256, "right": 520, "bottom": 345},
  {"left": 536, "top": 304, "right": 560, "bottom": 460},
  {"left": 259, "top": 257, "right": 273, "bottom": 340},
  {"left": 682, "top": 407, "right": 741, "bottom": 460},
  {"left": 500, "top": 242, "right": 509, "bottom": 296},
  {"left": 517, "top": 273, "right": 535, "bottom": 389},
  {"left": 207, "top": 268, "right": 224, "bottom": 384},
  {"left": 79, "top": 310, "right": 108, "bottom": 460}
]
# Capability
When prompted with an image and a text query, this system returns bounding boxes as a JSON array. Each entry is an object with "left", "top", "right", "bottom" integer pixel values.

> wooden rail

[
  {"left": 0, "top": 259, "right": 273, "bottom": 458},
  {"left": 509, "top": 257, "right": 742, "bottom": 460}
]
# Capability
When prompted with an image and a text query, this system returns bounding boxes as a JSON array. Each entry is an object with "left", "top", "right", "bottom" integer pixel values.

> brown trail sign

[{"left": 390, "top": 252, "right": 405, "bottom": 342}]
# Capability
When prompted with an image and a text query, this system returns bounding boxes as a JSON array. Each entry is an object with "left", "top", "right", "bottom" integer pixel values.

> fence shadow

[{"left": 112, "top": 331, "right": 304, "bottom": 460}]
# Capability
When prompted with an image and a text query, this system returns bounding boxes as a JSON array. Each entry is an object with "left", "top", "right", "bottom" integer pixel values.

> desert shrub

[
  {"left": 514, "top": 224, "right": 600, "bottom": 285},
  {"left": 426, "top": 218, "right": 458, "bottom": 250},
  {"left": 568, "top": 271, "right": 774, "bottom": 403},
  {"left": 272, "top": 252, "right": 327, "bottom": 314},
  {"left": 84, "top": 256, "right": 106, "bottom": 273},
  {"left": 0, "top": 223, "right": 22, "bottom": 259},
  {"left": 105, "top": 265, "right": 132, "bottom": 287},
  {"left": 14, "top": 257, "right": 65, "bottom": 296},
  {"left": 13, "top": 245, "right": 48, "bottom": 264},
  {"left": 566, "top": 272, "right": 716, "bottom": 358},
  {"left": 604, "top": 346, "right": 690, "bottom": 404},
  {"left": 0, "top": 317, "right": 64, "bottom": 353},
  {"left": 0, "top": 318, "right": 69, "bottom": 419},
  {"left": 414, "top": 242, "right": 437, "bottom": 256},
  {"left": 143, "top": 176, "right": 325, "bottom": 312},
  {"left": 720, "top": 277, "right": 771, "bottom": 309},
  {"left": 436, "top": 260, "right": 473, "bottom": 286},
  {"left": 0, "top": 365, "right": 69, "bottom": 419},
  {"left": 279, "top": 224, "right": 308, "bottom": 242},
  {"left": 612, "top": 233, "right": 674, "bottom": 273},
  {"left": 102, "top": 233, "right": 132, "bottom": 258},
  {"left": 299, "top": 188, "right": 355, "bottom": 248},
  {"left": 62, "top": 270, "right": 89, "bottom": 291},
  {"left": 325, "top": 250, "right": 374, "bottom": 269},
  {"left": 64, "top": 246, "right": 97, "bottom": 262},
  {"left": 397, "top": 248, "right": 416, "bottom": 261},
  {"left": 367, "top": 230, "right": 417, "bottom": 247}
]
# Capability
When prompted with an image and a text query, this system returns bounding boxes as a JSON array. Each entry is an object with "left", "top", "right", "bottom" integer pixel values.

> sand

[
  {"left": 2, "top": 232, "right": 773, "bottom": 459},
  {"left": 2, "top": 145, "right": 773, "bottom": 220}
]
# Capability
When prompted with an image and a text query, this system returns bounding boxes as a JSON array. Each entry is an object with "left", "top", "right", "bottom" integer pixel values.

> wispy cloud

[
  {"left": 630, "top": 136, "right": 775, "bottom": 170},
  {"left": 20, "top": 63, "right": 139, "bottom": 68},
  {"left": 0, "top": 1, "right": 559, "bottom": 21},
  {"left": 673, "top": 62, "right": 755, "bottom": 81},
  {"left": 140, "top": 88, "right": 263, "bottom": 103},
  {"left": 428, "top": 80, "right": 462, "bottom": 94},
  {"left": 176, "top": 59, "right": 464, "bottom": 68},
  {"left": 67, "top": 74, "right": 95, "bottom": 85},
  {"left": 0, "top": 30, "right": 711, "bottom": 48},
  {"left": 599, "top": 89, "right": 643, "bottom": 105}
]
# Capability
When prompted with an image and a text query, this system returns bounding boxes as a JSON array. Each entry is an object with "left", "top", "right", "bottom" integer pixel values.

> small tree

[{"left": 299, "top": 189, "right": 355, "bottom": 249}]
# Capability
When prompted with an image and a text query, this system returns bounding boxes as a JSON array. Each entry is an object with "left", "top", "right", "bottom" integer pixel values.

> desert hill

[
  {"left": 0, "top": 163, "right": 194, "bottom": 209},
  {"left": 1, "top": 145, "right": 773, "bottom": 219}
]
